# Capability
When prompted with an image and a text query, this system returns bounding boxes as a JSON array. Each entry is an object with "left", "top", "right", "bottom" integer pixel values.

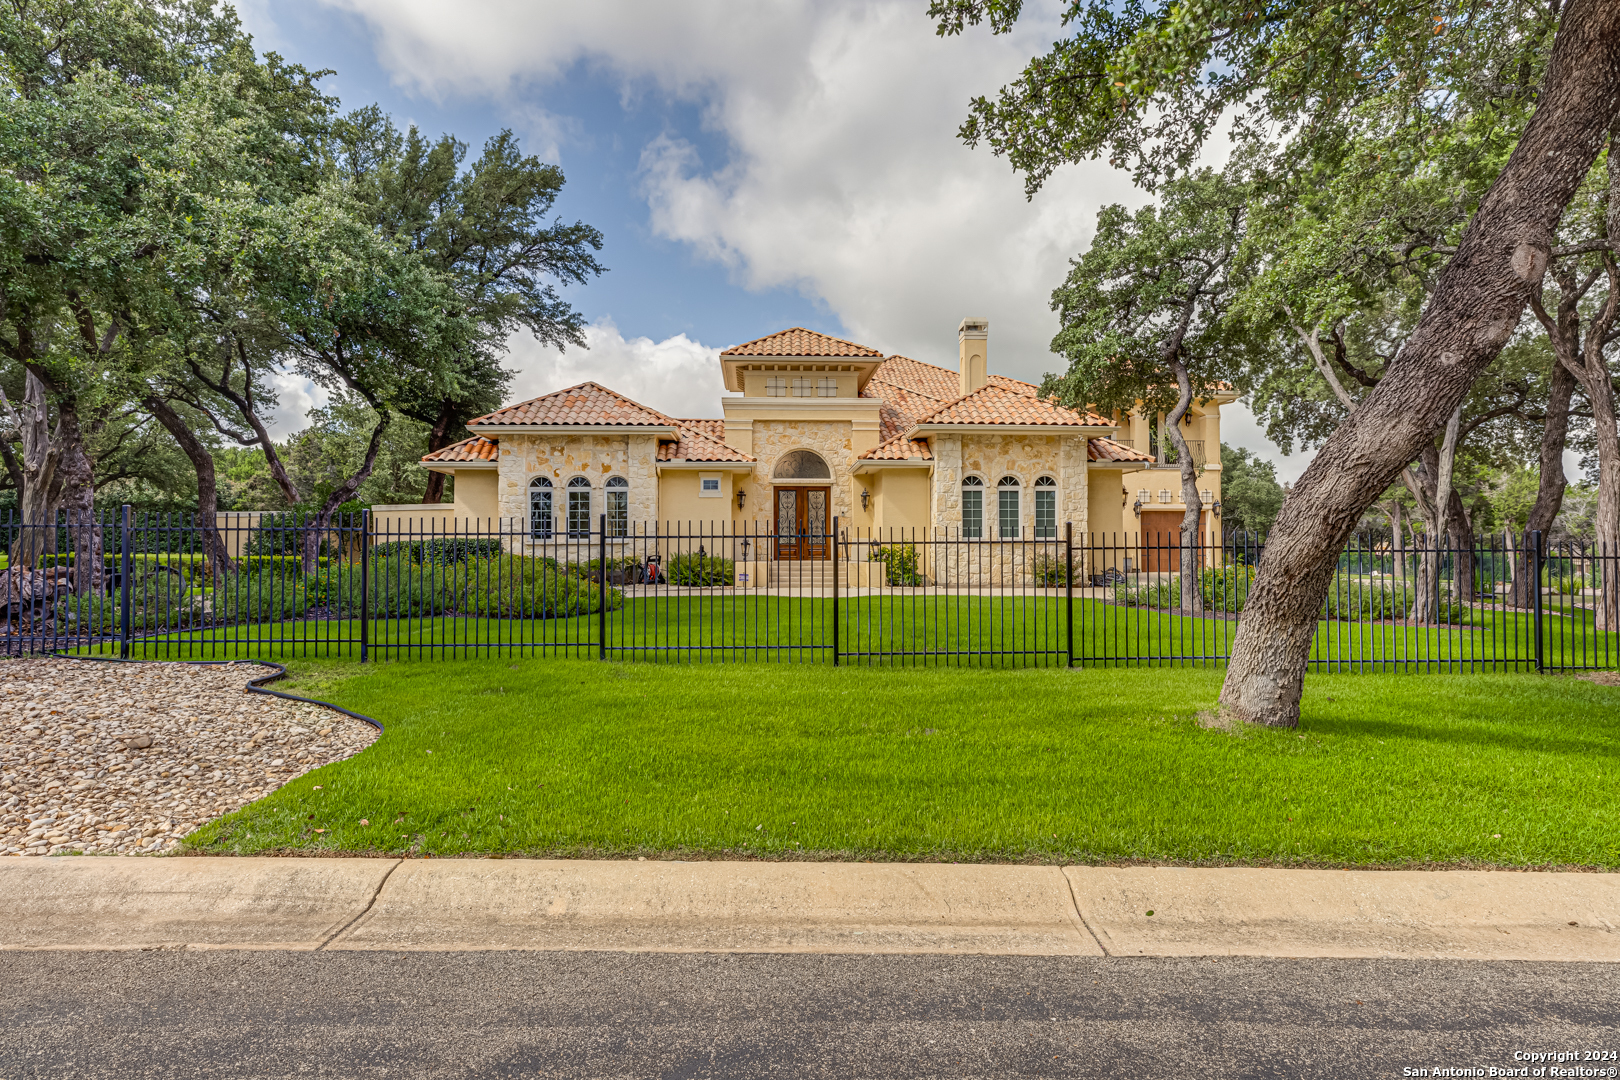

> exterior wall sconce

[
  {"left": 1132, "top": 498, "right": 1142, "bottom": 517},
  {"left": 1211, "top": 500, "right": 1222, "bottom": 518},
  {"left": 735, "top": 488, "right": 746, "bottom": 511},
  {"left": 1121, "top": 487, "right": 1128, "bottom": 508},
  {"left": 860, "top": 488, "right": 869, "bottom": 511},
  {"left": 740, "top": 536, "right": 752, "bottom": 560}
]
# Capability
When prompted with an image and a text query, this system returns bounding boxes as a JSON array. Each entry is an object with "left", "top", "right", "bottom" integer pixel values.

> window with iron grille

[
  {"left": 816, "top": 376, "right": 837, "bottom": 397},
  {"left": 961, "top": 475, "right": 984, "bottom": 538},
  {"left": 998, "top": 476, "right": 1021, "bottom": 539},
  {"left": 791, "top": 376, "right": 813, "bottom": 397},
  {"left": 1034, "top": 476, "right": 1057, "bottom": 539},
  {"left": 529, "top": 477, "right": 553, "bottom": 539},
  {"left": 765, "top": 376, "right": 787, "bottom": 397},
  {"left": 605, "top": 475, "right": 628, "bottom": 537},
  {"left": 567, "top": 476, "right": 592, "bottom": 538}
]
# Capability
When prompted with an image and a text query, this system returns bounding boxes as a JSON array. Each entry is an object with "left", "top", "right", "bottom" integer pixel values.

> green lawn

[
  {"left": 185, "top": 659, "right": 1620, "bottom": 868},
  {"left": 97, "top": 594, "right": 1620, "bottom": 670}
]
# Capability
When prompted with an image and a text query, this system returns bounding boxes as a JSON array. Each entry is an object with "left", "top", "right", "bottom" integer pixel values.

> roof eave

[
  {"left": 467, "top": 423, "right": 680, "bottom": 436},
  {"left": 906, "top": 422, "right": 1119, "bottom": 438},
  {"left": 655, "top": 461, "right": 756, "bottom": 472}
]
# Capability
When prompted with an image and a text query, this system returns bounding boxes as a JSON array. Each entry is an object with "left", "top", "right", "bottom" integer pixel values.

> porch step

[{"left": 767, "top": 561, "right": 836, "bottom": 589}]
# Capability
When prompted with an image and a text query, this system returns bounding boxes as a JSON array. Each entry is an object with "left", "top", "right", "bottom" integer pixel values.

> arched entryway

[{"left": 772, "top": 450, "right": 832, "bottom": 560}]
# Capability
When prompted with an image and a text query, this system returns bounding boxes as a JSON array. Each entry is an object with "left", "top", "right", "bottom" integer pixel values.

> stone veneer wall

[
  {"left": 736, "top": 419, "right": 856, "bottom": 534},
  {"left": 926, "top": 431, "right": 1091, "bottom": 586},
  {"left": 495, "top": 432, "right": 659, "bottom": 556}
]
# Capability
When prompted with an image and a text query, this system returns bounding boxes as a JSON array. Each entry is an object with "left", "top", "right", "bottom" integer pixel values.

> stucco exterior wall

[
  {"left": 449, "top": 469, "right": 500, "bottom": 520},
  {"left": 871, "top": 469, "right": 931, "bottom": 535},
  {"left": 657, "top": 470, "right": 736, "bottom": 528}
]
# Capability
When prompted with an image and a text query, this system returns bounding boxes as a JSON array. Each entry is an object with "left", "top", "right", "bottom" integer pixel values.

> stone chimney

[{"left": 958, "top": 317, "right": 988, "bottom": 397}]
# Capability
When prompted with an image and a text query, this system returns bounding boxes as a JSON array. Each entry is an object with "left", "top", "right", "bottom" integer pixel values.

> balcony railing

[{"left": 1114, "top": 439, "right": 1206, "bottom": 468}]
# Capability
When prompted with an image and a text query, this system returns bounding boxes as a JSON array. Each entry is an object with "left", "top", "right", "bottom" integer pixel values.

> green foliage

[
  {"left": 370, "top": 538, "right": 505, "bottom": 565},
  {"left": 1217, "top": 444, "right": 1284, "bottom": 535},
  {"left": 463, "top": 557, "right": 621, "bottom": 618},
  {"left": 666, "top": 552, "right": 735, "bottom": 587},
  {"left": 872, "top": 543, "right": 925, "bottom": 586},
  {"left": 1114, "top": 577, "right": 1178, "bottom": 608},
  {"left": 244, "top": 506, "right": 363, "bottom": 556},
  {"left": 1200, "top": 565, "right": 1254, "bottom": 613},
  {"left": 1322, "top": 576, "right": 1413, "bottom": 622}
]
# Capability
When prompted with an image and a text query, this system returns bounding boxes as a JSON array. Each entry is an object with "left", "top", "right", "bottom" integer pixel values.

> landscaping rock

[{"left": 0, "top": 659, "right": 378, "bottom": 857}]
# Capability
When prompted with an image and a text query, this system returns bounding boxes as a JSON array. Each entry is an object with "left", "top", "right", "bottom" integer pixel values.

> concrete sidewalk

[{"left": 2, "top": 857, "right": 1616, "bottom": 961}]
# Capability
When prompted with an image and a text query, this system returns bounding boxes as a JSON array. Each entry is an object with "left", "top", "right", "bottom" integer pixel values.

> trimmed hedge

[
  {"left": 370, "top": 538, "right": 504, "bottom": 565},
  {"left": 666, "top": 552, "right": 734, "bottom": 586}
]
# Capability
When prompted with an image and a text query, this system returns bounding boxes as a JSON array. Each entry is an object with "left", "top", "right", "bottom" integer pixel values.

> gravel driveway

[{"left": 0, "top": 659, "right": 378, "bottom": 857}]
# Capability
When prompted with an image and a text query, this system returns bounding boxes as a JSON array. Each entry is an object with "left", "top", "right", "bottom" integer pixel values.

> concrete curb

[{"left": 2, "top": 858, "right": 1616, "bottom": 960}]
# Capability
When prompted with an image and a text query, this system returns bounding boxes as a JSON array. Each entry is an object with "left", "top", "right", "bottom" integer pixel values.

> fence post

[
  {"left": 118, "top": 504, "right": 132, "bottom": 660},
  {"left": 1531, "top": 529, "right": 1544, "bottom": 673},
  {"left": 599, "top": 513, "right": 607, "bottom": 661},
  {"left": 1065, "top": 521, "right": 1074, "bottom": 668},
  {"left": 831, "top": 515, "right": 840, "bottom": 666},
  {"left": 359, "top": 509, "right": 370, "bottom": 663}
]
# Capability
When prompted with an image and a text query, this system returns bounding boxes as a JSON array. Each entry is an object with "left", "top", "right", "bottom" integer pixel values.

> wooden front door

[
  {"left": 1139, "top": 510, "right": 1209, "bottom": 572},
  {"left": 775, "top": 486, "right": 830, "bottom": 560}
]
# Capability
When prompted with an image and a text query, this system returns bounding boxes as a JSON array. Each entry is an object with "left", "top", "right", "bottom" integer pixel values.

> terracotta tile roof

[
  {"left": 910, "top": 384, "right": 1111, "bottom": 427},
  {"left": 677, "top": 419, "right": 726, "bottom": 441},
  {"left": 721, "top": 327, "right": 884, "bottom": 358},
  {"left": 1088, "top": 436, "right": 1153, "bottom": 462},
  {"left": 468, "top": 381, "right": 676, "bottom": 427},
  {"left": 421, "top": 435, "right": 499, "bottom": 463},
  {"left": 657, "top": 422, "right": 754, "bottom": 464},
  {"left": 858, "top": 435, "right": 933, "bottom": 461}
]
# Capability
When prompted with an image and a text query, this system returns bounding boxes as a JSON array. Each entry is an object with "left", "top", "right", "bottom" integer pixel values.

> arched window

[
  {"left": 566, "top": 476, "right": 593, "bottom": 538},
  {"left": 961, "top": 475, "right": 985, "bottom": 539},
  {"left": 997, "top": 476, "right": 1021, "bottom": 539},
  {"left": 773, "top": 449, "right": 831, "bottom": 479},
  {"left": 1034, "top": 476, "right": 1057, "bottom": 539},
  {"left": 605, "top": 475, "right": 629, "bottom": 537},
  {"left": 529, "top": 477, "right": 553, "bottom": 540}
]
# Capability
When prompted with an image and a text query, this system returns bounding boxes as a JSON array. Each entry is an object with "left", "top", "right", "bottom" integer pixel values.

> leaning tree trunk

[
  {"left": 421, "top": 401, "right": 458, "bottom": 504},
  {"left": 1164, "top": 362, "right": 1206, "bottom": 614},
  {"left": 1219, "top": 0, "right": 1620, "bottom": 727},
  {"left": 54, "top": 405, "right": 102, "bottom": 595},
  {"left": 5, "top": 370, "right": 61, "bottom": 571},
  {"left": 301, "top": 412, "right": 391, "bottom": 574},
  {"left": 145, "top": 395, "right": 235, "bottom": 577},
  {"left": 1512, "top": 359, "right": 1575, "bottom": 608}
]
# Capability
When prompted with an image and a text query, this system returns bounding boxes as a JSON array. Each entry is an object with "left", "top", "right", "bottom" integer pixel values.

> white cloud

[
  {"left": 265, "top": 372, "right": 329, "bottom": 436},
  {"left": 504, "top": 319, "right": 729, "bottom": 420},
  {"left": 315, "top": 0, "right": 1143, "bottom": 377}
]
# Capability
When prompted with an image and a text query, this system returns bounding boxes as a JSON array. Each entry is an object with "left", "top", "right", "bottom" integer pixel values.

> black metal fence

[{"left": 0, "top": 507, "right": 1614, "bottom": 673}]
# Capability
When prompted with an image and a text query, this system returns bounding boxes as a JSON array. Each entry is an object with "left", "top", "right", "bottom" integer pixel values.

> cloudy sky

[{"left": 236, "top": 0, "right": 1301, "bottom": 478}]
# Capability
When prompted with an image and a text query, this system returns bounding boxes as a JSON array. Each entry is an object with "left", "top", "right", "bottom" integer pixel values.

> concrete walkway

[{"left": 3, "top": 857, "right": 1616, "bottom": 961}]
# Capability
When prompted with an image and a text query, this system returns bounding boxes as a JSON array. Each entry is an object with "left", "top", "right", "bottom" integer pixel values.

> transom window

[
  {"left": 816, "top": 376, "right": 837, "bottom": 397},
  {"left": 567, "top": 476, "right": 593, "bottom": 538},
  {"left": 998, "top": 476, "right": 1021, "bottom": 539},
  {"left": 1034, "top": 476, "right": 1057, "bottom": 539},
  {"left": 529, "top": 476, "right": 553, "bottom": 540},
  {"left": 773, "top": 449, "right": 831, "bottom": 479},
  {"left": 605, "top": 475, "right": 628, "bottom": 537},
  {"left": 961, "top": 475, "right": 984, "bottom": 539},
  {"left": 765, "top": 375, "right": 787, "bottom": 397}
]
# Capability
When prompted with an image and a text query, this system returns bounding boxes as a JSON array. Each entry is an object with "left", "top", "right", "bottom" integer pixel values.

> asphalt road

[{"left": 1, "top": 951, "right": 1615, "bottom": 1079}]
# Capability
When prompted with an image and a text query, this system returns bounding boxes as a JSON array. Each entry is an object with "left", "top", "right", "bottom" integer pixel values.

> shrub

[
  {"left": 572, "top": 555, "right": 644, "bottom": 580},
  {"left": 1322, "top": 575, "right": 1412, "bottom": 621},
  {"left": 369, "top": 538, "right": 504, "bottom": 565},
  {"left": 1028, "top": 551, "right": 1070, "bottom": 588},
  {"left": 463, "top": 556, "right": 622, "bottom": 617},
  {"left": 666, "top": 552, "right": 734, "bottom": 586},
  {"left": 1200, "top": 565, "right": 1255, "bottom": 613},
  {"left": 871, "top": 543, "right": 925, "bottom": 586},
  {"left": 1113, "top": 577, "right": 1178, "bottom": 608},
  {"left": 215, "top": 567, "right": 312, "bottom": 624}
]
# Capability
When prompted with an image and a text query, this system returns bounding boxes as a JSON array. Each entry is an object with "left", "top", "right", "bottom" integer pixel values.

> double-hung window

[
  {"left": 1033, "top": 476, "right": 1057, "bottom": 539},
  {"left": 566, "top": 476, "right": 592, "bottom": 538},
  {"left": 529, "top": 477, "right": 553, "bottom": 540},
  {"left": 997, "top": 476, "right": 1021, "bottom": 539},
  {"left": 605, "top": 476, "right": 628, "bottom": 537},
  {"left": 961, "top": 475, "right": 984, "bottom": 538}
]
